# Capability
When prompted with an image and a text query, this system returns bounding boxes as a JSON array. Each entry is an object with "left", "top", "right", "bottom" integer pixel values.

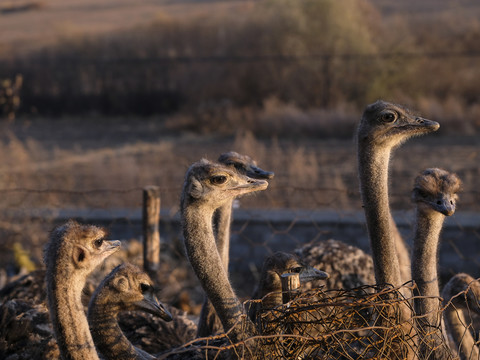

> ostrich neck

[
  {"left": 47, "top": 266, "right": 100, "bottom": 360},
  {"left": 88, "top": 303, "right": 141, "bottom": 360},
  {"left": 182, "top": 202, "right": 244, "bottom": 333},
  {"left": 358, "top": 143, "right": 400, "bottom": 287},
  {"left": 213, "top": 200, "right": 233, "bottom": 271},
  {"left": 444, "top": 304, "right": 479, "bottom": 360},
  {"left": 411, "top": 209, "right": 451, "bottom": 360},
  {"left": 412, "top": 209, "right": 445, "bottom": 326}
]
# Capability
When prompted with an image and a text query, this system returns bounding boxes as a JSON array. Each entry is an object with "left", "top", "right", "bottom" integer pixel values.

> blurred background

[{"left": 0, "top": 0, "right": 479, "bottom": 308}]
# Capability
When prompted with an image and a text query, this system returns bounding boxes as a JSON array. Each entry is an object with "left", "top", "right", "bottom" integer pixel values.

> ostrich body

[
  {"left": 88, "top": 263, "right": 173, "bottom": 360},
  {"left": 442, "top": 273, "right": 480, "bottom": 360},
  {"left": 0, "top": 298, "right": 59, "bottom": 359},
  {"left": 197, "top": 151, "right": 274, "bottom": 337},
  {"left": 295, "top": 239, "right": 375, "bottom": 291},
  {"left": 357, "top": 100, "right": 439, "bottom": 288},
  {"left": 411, "top": 168, "right": 461, "bottom": 359},
  {"left": 248, "top": 251, "right": 328, "bottom": 322},
  {"left": 181, "top": 159, "right": 268, "bottom": 340},
  {"left": 44, "top": 220, "right": 121, "bottom": 360},
  {"left": 117, "top": 305, "right": 197, "bottom": 356},
  {"left": 0, "top": 269, "right": 47, "bottom": 305}
]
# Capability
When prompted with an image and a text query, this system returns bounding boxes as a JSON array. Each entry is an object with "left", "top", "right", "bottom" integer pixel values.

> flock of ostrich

[{"left": 1, "top": 100, "right": 479, "bottom": 359}]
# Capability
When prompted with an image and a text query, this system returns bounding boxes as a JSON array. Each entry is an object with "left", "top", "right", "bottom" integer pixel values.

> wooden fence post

[{"left": 143, "top": 186, "right": 161, "bottom": 277}]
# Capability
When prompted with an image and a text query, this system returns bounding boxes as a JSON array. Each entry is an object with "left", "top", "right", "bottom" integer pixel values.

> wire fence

[{"left": 157, "top": 282, "right": 474, "bottom": 359}]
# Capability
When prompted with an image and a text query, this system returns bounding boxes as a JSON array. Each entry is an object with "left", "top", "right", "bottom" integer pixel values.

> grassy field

[
  {"left": 0, "top": 0, "right": 255, "bottom": 56},
  {"left": 2, "top": 0, "right": 480, "bottom": 56}
]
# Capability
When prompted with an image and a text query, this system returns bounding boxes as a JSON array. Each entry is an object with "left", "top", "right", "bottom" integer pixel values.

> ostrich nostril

[
  {"left": 416, "top": 117, "right": 424, "bottom": 124},
  {"left": 437, "top": 201, "right": 441, "bottom": 205}
]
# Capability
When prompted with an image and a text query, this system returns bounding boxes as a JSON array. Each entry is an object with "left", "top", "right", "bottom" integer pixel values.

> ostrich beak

[
  {"left": 435, "top": 196, "right": 456, "bottom": 216},
  {"left": 246, "top": 165, "right": 275, "bottom": 180},
  {"left": 403, "top": 117, "right": 440, "bottom": 133},
  {"left": 231, "top": 178, "right": 268, "bottom": 195},
  {"left": 105, "top": 240, "right": 121, "bottom": 251},
  {"left": 135, "top": 292, "right": 173, "bottom": 322},
  {"left": 299, "top": 265, "right": 329, "bottom": 283},
  {"left": 391, "top": 117, "right": 440, "bottom": 137},
  {"left": 101, "top": 240, "right": 121, "bottom": 259}
]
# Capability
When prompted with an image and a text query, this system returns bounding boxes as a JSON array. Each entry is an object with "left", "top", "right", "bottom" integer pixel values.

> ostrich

[
  {"left": 298, "top": 101, "right": 439, "bottom": 293},
  {"left": 357, "top": 101, "right": 440, "bottom": 359},
  {"left": 44, "top": 220, "right": 121, "bottom": 360},
  {"left": 411, "top": 168, "right": 461, "bottom": 359},
  {"left": 197, "top": 151, "right": 274, "bottom": 337},
  {"left": 247, "top": 251, "right": 329, "bottom": 323},
  {"left": 295, "top": 102, "right": 437, "bottom": 294},
  {"left": 442, "top": 273, "right": 480, "bottom": 360},
  {"left": 180, "top": 158, "right": 268, "bottom": 341},
  {"left": 88, "top": 263, "right": 173, "bottom": 360},
  {"left": 357, "top": 100, "right": 439, "bottom": 289}
]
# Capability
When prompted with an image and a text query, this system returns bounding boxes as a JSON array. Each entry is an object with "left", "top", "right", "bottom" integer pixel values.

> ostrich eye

[
  {"left": 381, "top": 112, "right": 396, "bottom": 123},
  {"left": 93, "top": 238, "right": 104, "bottom": 248},
  {"left": 140, "top": 283, "right": 151, "bottom": 294},
  {"left": 210, "top": 175, "right": 227, "bottom": 185}
]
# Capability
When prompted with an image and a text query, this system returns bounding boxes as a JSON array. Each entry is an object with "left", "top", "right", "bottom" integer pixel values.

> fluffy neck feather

[
  {"left": 358, "top": 143, "right": 401, "bottom": 287},
  {"left": 412, "top": 208, "right": 444, "bottom": 324},
  {"left": 213, "top": 201, "right": 233, "bottom": 271},
  {"left": 47, "top": 263, "right": 100, "bottom": 360},
  {"left": 182, "top": 202, "right": 245, "bottom": 334},
  {"left": 412, "top": 207, "right": 453, "bottom": 359},
  {"left": 88, "top": 300, "right": 148, "bottom": 360}
]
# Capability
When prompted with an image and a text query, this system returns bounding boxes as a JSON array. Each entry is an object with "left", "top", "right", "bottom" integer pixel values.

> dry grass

[
  {"left": 1, "top": 116, "right": 479, "bottom": 212},
  {"left": 0, "top": 0, "right": 252, "bottom": 57}
]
